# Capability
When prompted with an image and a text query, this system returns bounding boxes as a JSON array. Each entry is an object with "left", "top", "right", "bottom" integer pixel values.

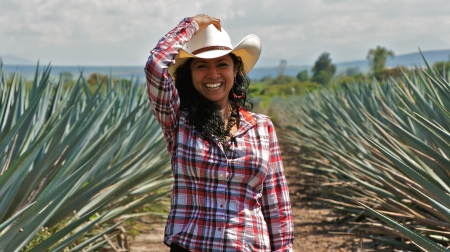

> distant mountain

[
  {"left": 387, "top": 49, "right": 450, "bottom": 67},
  {"left": 248, "top": 66, "right": 311, "bottom": 81},
  {"left": 2, "top": 49, "right": 450, "bottom": 81},
  {"left": 250, "top": 49, "right": 450, "bottom": 80},
  {"left": 2, "top": 65, "right": 145, "bottom": 81},
  {"left": 1, "top": 55, "right": 34, "bottom": 65},
  {"left": 332, "top": 49, "right": 450, "bottom": 76}
]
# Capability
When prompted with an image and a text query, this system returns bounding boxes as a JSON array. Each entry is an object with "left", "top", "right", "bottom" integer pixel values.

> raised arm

[
  {"left": 145, "top": 17, "right": 197, "bottom": 156},
  {"left": 145, "top": 15, "right": 220, "bottom": 157}
]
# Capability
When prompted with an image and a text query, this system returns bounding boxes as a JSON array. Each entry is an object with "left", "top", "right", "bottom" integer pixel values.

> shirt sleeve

[
  {"left": 144, "top": 17, "right": 198, "bottom": 157},
  {"left": 261, "top": 120, "right": 294, "bottom": 252}
]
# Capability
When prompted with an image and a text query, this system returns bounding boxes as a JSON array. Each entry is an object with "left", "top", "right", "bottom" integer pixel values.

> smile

[{"left": 204, "top": 83, "right": 222, "bottom": 89}]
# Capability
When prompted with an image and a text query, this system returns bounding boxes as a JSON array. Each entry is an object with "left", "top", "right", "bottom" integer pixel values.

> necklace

[{"left": 218, "top": 103, "right": 238, "bottom": 149}]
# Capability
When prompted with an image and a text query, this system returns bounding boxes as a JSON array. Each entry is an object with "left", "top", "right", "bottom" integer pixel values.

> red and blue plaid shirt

[{"left": 145, "top": 17, "right": 293, "bottom": 252}]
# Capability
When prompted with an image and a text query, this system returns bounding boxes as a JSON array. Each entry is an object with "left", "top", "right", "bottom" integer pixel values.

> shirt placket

[{"left": 215, "top": 143, "right": 228, "bottom": 244}]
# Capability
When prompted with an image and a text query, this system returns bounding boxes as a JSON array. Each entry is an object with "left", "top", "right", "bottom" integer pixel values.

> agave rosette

[
  {"left": 0, "top": 62, "right": 172, "bottom": 251},
  {"left": 278, "top": 58, "right": 450, "bottom": 251}
]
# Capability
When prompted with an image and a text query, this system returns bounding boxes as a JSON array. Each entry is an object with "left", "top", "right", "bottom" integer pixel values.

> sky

[{"left": 1, "top": 0, "right": 450, "bottom": 68}]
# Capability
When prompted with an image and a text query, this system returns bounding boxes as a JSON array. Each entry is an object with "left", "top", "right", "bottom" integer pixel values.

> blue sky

[{"left": 1, "top": 0, "right": 450, "bottom": 67}]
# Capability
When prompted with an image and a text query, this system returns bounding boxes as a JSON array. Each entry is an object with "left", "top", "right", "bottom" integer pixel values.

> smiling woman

[
  {"left": 145, "top": 14, "right": 294, "bottom": 252},
  {"left": 190, "top": 55, "right": 237, "bottom": 108}
]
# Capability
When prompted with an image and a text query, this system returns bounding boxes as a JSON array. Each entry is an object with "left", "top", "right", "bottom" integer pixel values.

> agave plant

[
  {"left": 0, "top": 62, "right": 172, "bottom": 251},
  {"left": 277, "top": 58, "right": 450, "bottom": 251}
]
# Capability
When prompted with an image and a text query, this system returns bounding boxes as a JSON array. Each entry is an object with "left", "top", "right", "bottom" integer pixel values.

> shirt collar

[{"left": 236, "top": 107, "right": 257, "bottom": 136}]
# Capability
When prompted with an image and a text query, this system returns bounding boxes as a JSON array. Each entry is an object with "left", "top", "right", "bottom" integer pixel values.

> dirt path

[
  {"left": 281, "top": 144, "right": 357, "bottom": 251},
  {"left": 129, "top": 140, "right": 356, "bottom": 251}
]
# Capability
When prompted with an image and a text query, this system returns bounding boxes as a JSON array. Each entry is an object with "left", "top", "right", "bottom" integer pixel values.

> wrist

[{"left": 191, "top": 19, "right": 199, "bottom": 32}]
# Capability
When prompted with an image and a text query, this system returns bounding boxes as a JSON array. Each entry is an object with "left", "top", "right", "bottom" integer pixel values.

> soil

[{"left": 129, "top": 139, "right": 360, "bottom": 251}]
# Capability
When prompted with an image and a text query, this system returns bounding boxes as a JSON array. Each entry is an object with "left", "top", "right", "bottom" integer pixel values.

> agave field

[
  {"left": 0, "top": 62, "right": 172, "bottom": 251},
  {"left": 277, "top": 59, "right": 450, "bottom": 251}
]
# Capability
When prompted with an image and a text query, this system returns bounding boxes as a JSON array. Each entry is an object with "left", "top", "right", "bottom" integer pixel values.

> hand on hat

[{"left": 192, "top": 14, "right": 221, "bottom": 31}]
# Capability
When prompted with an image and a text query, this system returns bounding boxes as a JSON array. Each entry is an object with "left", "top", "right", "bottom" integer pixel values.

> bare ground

[{"left": 129, "top": 140, "right": 360, "bottom": 251}]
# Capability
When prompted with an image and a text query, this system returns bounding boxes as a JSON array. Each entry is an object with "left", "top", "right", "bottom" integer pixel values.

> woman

[{"left": 145, "top": 14, "right": 294, "bottom": 252}]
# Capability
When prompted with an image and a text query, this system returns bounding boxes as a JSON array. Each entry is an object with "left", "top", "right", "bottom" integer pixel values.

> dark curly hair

[{"left": 174, "top": 53, "right": 253, "bottom": 144}]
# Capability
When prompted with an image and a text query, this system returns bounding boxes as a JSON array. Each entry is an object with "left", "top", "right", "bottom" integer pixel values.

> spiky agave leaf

[
  {"left": 0, "top": 64, "right": 171, "bottom": 251},
  {"left": 277, "top": 62, "right": 450, "bottom": 250}
]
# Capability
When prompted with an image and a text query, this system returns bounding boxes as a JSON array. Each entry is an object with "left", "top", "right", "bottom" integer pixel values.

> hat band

[{"left": 191, "top": 46, "right": 232, "bottom": 55}]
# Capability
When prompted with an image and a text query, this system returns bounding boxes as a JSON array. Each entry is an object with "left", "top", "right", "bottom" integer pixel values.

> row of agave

[
  {"left": 277, "top": 58, "right": 450, "bottom": 251},
  {"left": 0, "top": 62, "right": 172, "bottom": 251}
]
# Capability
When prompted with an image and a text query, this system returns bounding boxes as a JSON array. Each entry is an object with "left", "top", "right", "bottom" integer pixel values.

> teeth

[{"left": 205, "top": 83, "right": 221, "bottom": 88}]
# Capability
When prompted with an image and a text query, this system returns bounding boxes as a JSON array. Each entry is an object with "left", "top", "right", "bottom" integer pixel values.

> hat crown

[
  {"left": 185, "top": 24, "right": 233, "bottom": 54},
  {"left": 168, "top": 23, "right": 262, "bottom": 78}
]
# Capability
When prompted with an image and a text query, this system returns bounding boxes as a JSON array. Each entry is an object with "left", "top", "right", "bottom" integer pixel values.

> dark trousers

[{"left": 170, "top": 243, "right": 190, "bottom": 252}]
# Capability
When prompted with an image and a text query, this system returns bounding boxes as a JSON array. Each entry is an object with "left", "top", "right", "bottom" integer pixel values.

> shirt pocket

[
  {"left": 181, "top": 137, "right": 219, "bottom": 182},
  {"left": 229, "top": 146, "right": 270, "bottom": 194}
]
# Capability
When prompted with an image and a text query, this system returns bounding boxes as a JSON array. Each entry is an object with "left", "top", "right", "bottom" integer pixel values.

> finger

[
  {"left": 212, "top": 19, "right": 221, "bottom": 31},
  {"left": 204, "top": 15, "right": 221, "bottom": 31},
  {"left": 192, "top": 14, "right": 221, "bottom": 31}
]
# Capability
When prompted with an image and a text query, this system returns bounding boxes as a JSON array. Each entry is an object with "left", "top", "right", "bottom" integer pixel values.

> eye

[
  {"left": 195, "top": 64, "right": 207, "bottom": 69},
  {"left": 218, "top": 62, "right": 229, "bottom": 68}
]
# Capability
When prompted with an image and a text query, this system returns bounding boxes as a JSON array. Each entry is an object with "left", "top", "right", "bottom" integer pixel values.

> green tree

[
  {"left": 296, "top": 70, "right": 309, "bottom": 82},
  {"left": 367, "top": 46, "right": 395, "bottom": 80},
  {"left": 277, "top": 59, "right": 287, "bottom": 78},
  {"left": 345, "top": 67, "right": 360, "bottom": 77},
  {"left": 59, "top": 71, "right": 74, "bottom": 83},
  {"left": 381, "top": 66, "right": 410, "bottom": 79},
  {"left": 311, "top": 52, "right": 336, "bottom": 86}
]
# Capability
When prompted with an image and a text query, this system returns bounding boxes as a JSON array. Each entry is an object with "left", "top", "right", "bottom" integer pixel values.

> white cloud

[{"left": 1, "top": 0, "right": 450, "bottom": 67}]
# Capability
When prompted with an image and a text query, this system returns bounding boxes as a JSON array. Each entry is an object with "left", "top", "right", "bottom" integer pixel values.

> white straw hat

[{"left": 168, "top": 24, "right": 262, "bottom": 78}]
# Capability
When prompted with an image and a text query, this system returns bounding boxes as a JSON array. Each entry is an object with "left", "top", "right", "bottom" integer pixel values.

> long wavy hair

[{"left": 174, "top": 53, "right": 253, "bottom": 143}]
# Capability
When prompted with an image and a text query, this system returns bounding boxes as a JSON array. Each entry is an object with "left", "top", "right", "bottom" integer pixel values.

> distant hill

[
  {"left": 332, "top": 49, "right": 450, "bottom": 76},
  {"left": 387, "top": 49, "right": 450, "bottom": 67},
  {"left": 251, "top": 49, "right": 450, "bottom": 79},
  {"left": 2, "top": 49, "right": 450, "bottom": 81},
  {"left": 1, "top": 55, "right": 34, "bottom": 65},
  {"left": 248, "top": 66, "right": 311, "bottom": 81},
  {"left": 2, "top": 65, "right": 145, "bottom": 81}
]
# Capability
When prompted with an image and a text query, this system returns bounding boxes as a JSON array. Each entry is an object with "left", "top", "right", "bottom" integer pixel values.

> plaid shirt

[{"left": 145, "top": 17, "right": 293, "bottom": 252}]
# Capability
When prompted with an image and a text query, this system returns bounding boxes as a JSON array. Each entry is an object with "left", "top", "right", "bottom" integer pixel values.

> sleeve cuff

[{"left": 191, "top": 19, "right": 199, "bottom": 33}]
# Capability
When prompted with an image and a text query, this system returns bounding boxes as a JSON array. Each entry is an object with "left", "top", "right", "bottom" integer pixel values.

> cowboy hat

[{"left": 168, "top": 24, "right": 262, "bottom": 78}]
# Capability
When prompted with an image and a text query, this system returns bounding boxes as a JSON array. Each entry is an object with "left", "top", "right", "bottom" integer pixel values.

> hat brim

[{"left": 168, "top": 34, "right": 261, "bottom": 79}]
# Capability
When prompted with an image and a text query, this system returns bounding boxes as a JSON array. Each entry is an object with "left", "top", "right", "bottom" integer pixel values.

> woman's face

[{"left": 190, "top": 54, "right": 237, "bottom": 109}]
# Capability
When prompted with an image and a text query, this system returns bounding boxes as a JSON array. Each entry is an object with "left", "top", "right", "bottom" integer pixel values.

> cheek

[
  {"left": 226, "top": 71, "right": 236, "bottom": 83},
  {"left": 191, "top": 72, "right": 203, "bottom": 93}
]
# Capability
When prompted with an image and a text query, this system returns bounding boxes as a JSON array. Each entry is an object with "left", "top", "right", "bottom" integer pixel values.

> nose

[{"left": 207, "top": 66, "right": 220, "bottom": 78}]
